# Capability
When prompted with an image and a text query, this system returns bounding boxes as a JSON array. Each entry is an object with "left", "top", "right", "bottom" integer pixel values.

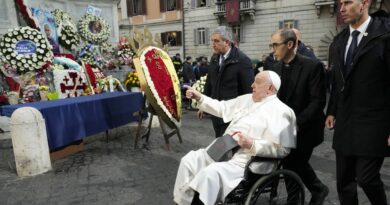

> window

[
  {"left": 231, "top": 25, "right": 241, "bottom": 43},
  {"left": 161, "top": 31, "right": 182, "bottom": 46},
  {"left": 127, "top": 0, "right": 146, "bottom": 17},
  {"left": 190, "top": 0, "right": 210, "bottom": 8},
  {"left": 0, "top": 0, "right": 8, "bottom": 20},
  {"left": 160, "top": 0, "right": 182, "bottom": 12},
  {"left": 194, "top": 28, "right": 209, "bottom": 45},
  {"left": 279, "top": 20, "right": 299, "bottom": 29}
]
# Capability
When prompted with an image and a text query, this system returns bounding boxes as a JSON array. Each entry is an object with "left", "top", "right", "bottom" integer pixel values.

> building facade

[
  {"left": 185, "top": 0, "right": 385, "bottom": 62},
  {"left": 119, "top": 0, "right": 184, "bottom": 57}
]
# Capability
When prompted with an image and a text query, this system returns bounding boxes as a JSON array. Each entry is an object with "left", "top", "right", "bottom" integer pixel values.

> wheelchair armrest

[{"left": 244, "top": 156, "right": 282, "bottom": 177}]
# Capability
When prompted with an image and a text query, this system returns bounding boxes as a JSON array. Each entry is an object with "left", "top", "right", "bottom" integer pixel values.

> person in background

[
  {"left": 172, "top": 53, "right": 183, "bottom": 81},
  {"left": 325, "top": 0, "right": 390, "bottom": 204},
  {"left": 269, "top": 28, "right": 328, "bottom": 205},
  {"left": 263, "top": 52, "right": 276, "bottom": 70},
  {"left": 183, "top": 56, "right": 196, "bottom": 84},
  {"left": 292, "top": 28, "right": 317, "bottom": 60},
  {"left": 254, "top": 54, "right": 269, "bottom": 75},
  {"left": 198, "top": 57, "right": 209, "bottom": 77},
  {"left": 201, "top": 26, "right": 254, "bottom": 138}
]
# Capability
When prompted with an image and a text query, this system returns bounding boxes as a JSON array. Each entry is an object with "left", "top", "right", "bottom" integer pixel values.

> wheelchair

[{"left": 221, "top": 157, "right": 305, "bottom": 205}]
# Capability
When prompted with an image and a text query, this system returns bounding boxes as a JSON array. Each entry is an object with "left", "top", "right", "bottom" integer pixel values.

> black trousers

[
  {"left": 211, "top": 116, "right": 229, "bottom": 138},
  {"left": 283, "top": 148, "right": 325, "bottom": 194},
  {"left": 336, "top": 153, "right": 388, "bottom": 205}
]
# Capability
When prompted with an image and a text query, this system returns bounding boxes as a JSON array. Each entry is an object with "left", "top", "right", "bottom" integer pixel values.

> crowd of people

[{"left": 172, "top": 1, "right": 390, "bottom": 205}]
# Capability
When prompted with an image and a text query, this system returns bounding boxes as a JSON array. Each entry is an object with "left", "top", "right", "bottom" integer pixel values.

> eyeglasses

[{"left": 269, "top": 42, "right": 286, "bottom": 49}]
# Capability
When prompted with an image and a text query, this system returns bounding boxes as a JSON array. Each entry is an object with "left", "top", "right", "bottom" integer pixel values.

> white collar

[
  {"left": 349, "top": 16, "right": 371, "bottom": 36},
  {"left": 222, "top": 47, "right": 231, "bottom": 60},
  {"left": 253, "top": 94, "right": 277, "bottom": 104}
]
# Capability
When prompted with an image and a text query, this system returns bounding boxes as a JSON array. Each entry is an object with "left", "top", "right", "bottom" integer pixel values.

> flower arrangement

[
  {"left": 52, "top": 9, "right": 79, "bottom": 50},
  {"left": 124, "top": 71, "right": 140, "bottom": 90},
  {"left": 78, "top": 14, "right": 110, "bottom": 45},
  {"left": 78, "top": 44, "right": 101, "bottom": 67},
  {"left": 111, "top": 38, "right": 135, "bottom": 69},
  {"left": 97, "top": 76, "right": 126, "bottom": 92},
  {"left": 191, "top": 75, "right": 207, "bottom": 108},
  {"left": 139, "top": 46, "right": 182, "bottom": 127},
  {"left": 38, "top": 85, "right": 49, "bottom": 91},
  {"left": 0, "top": 27, "right": 53, "bottom": 73}
]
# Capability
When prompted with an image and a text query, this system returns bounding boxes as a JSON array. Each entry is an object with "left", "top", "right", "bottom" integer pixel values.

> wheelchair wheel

[{"left": 244, "top": 169, "right": 305, "bottom": 205}]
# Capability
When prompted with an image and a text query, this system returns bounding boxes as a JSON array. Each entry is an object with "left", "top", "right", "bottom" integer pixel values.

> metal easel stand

[{"left": 133, "top": 97, "right": 182, "bottom": 150}]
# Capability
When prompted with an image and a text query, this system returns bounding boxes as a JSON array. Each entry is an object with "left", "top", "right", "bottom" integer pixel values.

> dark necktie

[
  {"left": 219, "top": 55, "right": 225, "bottom": 72},
  {"left": 345, "top": 30, "right": 360, "bottom": 74}
]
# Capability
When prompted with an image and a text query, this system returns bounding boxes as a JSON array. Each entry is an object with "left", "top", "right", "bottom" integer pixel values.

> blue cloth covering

[{"left": 0, "top": 92, "right": 145, "bottom": 150}]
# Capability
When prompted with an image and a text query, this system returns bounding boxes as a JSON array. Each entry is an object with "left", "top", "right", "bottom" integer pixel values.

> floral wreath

[
  {"left": 78, "top": 14, "right": 110, "bottom": 45},
  {"left": 0, "top": 27, "right": 53, "bottom": 73},
  {"left": 138, "top": 46, "right": 182, "bottom": 128},
  {"left": 52, "top": 9, "right": 80, "bottom": 50}
]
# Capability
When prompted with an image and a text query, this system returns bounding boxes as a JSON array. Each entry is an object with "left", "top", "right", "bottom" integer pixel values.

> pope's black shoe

[{"left": 309, "top": 184, "right": 329, "bottom": 205}]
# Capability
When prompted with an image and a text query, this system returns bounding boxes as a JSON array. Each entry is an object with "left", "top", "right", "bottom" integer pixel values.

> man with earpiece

[{"left": 326, "top": 0, "right": 390, "bottom": 204}]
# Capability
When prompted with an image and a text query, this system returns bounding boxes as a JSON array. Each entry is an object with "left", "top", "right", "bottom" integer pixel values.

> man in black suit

[
  {"left": 201, "top": 26, "right": 254, "bottom": 137},
  {"left": 325, "top": 0, "right": 390, "bottom": 204},
  {"left": 269, "top": 29, "right": 328, "bottom": 205}
]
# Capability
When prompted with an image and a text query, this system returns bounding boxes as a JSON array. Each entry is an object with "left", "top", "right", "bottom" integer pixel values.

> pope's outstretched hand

[{"left": 185, "top": 86, "right": 202, "bottom": 101}]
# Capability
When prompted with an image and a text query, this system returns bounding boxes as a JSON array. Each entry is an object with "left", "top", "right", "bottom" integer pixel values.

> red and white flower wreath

[{"left": 140, "top": 46, "right": 181, "bottom": 127}]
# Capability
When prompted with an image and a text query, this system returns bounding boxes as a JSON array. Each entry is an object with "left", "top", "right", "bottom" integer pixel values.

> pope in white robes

[{"left": 173, "top": 71, "right": 297, "bottom": 205}]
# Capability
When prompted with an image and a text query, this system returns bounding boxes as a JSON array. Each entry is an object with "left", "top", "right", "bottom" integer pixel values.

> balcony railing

[
  {"left": 214, "top": 0, "right": 256, "bottom": 21},
  {"left": 215, "top": 3, "right": 226, "bottom": 13},
  {"left": 314, "top": 0, "right": 336, "bottom": 17}
]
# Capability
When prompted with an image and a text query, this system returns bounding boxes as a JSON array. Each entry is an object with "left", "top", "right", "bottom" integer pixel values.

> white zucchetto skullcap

[{"left": 267, "top": 71, "right": 281, "bottom": 91}]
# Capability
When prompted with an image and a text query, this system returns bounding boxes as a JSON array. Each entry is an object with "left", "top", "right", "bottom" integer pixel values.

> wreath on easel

[
  {"left": 78, "top": 14, "right": 110, "bottom": 45},
  {"left": 135, "top": 46, "right": 182, "bottom": 129}
]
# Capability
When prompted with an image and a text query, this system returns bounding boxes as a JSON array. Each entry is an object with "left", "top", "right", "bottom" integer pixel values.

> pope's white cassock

[{"left": 173, "top": 93, "right": 297, "bottom": 205}]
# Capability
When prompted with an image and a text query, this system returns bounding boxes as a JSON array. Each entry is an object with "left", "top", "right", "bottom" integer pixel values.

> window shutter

[
  {"left": 206, "top": 0, "right": 211, "bottom": 6},
  {"left": 177, "top": 31, "right": 182, "bottom": 46},
  {"left": 176, "top": 0, "right": 182, "bottom": 10},
  {"left": 161, "top": 32, "right": 167, "bottom": 45},
  {"left": 160, "top": 0, "right": 166, "bottom": 12},
  {"left": 293, "top": 20, "right": 299, "bottom": 29},
  {"left": 194, "top": 29, "right": 198, "bottom": 45},
  {"left": 191, "top": 0, "right": 196, "bottom": 8},
  {"left": 127, "top": 0, "right": 133, "bottom": 17},
  {"left": 205, "top": 28, "right": 210, "bottom": 45},
  {"left": 279, "top": 21, "right": 283, "bottom": 29},
  {"left": 142, "top": 0, "right": 147, "bottom": 15}
]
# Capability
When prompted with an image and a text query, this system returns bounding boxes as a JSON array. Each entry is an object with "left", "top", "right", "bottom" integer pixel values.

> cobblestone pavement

[{"left": 0, "top": 111, "right": 389, "bottom": 205}]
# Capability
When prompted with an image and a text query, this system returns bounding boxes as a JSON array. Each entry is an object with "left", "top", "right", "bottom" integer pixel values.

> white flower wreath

[
  {"left": 52, "top": 9, "right": 80, "bottom": 50},
  {"left": 78, "top": 14, "right": 110, "bottom": 45},
  {"left": 0, "top": 27, "right": 53, "bottom": 73}
]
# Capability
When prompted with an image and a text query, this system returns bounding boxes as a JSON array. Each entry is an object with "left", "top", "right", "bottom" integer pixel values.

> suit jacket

[
  {"left": 271, "top": 54, "right": 326, "bottom": 150},
  {"left": 296, "top": 41, "right": 317, "bottom": 60},
  {"left": 204, "top": 46, "right": 254, "bottom": 101},
  {"left": 182, "top": 62, "right": 195, "bottom": 83},
  {"left": 327, "top": 17, "right": 390, "bottom": 157}
]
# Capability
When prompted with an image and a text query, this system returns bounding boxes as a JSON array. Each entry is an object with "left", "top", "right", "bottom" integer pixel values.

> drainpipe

[{"left": 182, "top": 1, "right": 186, "bottom": 58}]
